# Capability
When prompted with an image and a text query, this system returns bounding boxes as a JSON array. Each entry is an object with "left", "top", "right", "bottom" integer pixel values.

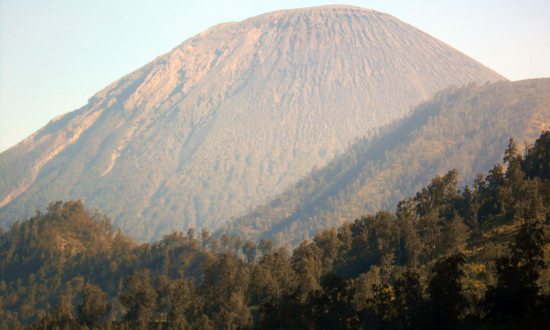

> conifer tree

[{"left": 428, "top": 253, "right": 467, "bottom": 329}]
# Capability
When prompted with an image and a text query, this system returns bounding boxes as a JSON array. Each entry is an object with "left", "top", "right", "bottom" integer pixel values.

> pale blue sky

[{"left": 1, "top": 0, "right": 549, "bottom": 152}]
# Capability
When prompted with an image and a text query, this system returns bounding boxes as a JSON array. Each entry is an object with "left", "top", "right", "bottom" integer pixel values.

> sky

[{"left": 1, "top": 0, "right": 549, "bottom": 152}]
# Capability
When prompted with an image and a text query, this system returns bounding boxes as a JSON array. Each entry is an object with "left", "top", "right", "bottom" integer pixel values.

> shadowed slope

[{"left": 226, "top": 79, "right": 550, "bottom": 246}]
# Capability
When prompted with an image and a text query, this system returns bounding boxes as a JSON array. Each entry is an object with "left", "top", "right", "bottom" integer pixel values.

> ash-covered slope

[
  {"left": 225, "top": 79, "right": 550, "bottom": 246},
  {"left": 0, "top": 6, "right": 503, "bottom": 240}
]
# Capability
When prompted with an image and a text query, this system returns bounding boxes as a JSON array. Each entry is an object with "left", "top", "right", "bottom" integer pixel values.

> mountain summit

[{"left": 0, "top": 6, "right": 504, "bottom": 240}]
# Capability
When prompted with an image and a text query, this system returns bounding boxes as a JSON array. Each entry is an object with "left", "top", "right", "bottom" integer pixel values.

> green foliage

[
  {"left": 428, "top": 253, "right": 468, "bottom": 329},
  {"left": 485, "top": 220, "right": 546, "bottom": 322},
  {"left": 0, "top": 131, "right": 549, "bottom": 329}
]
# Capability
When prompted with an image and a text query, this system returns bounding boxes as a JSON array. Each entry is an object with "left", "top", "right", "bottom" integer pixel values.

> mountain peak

[
  {"left": 1, "top": 7, "right": 503, "bottom": 241},
  {"left": 257, "top": 4, "right": 379, "bottom": 15}
]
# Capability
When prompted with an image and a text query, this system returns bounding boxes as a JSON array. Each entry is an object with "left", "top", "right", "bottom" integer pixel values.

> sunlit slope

[{"left": 0, "top": 6, "right": 503, "bottom": 240}]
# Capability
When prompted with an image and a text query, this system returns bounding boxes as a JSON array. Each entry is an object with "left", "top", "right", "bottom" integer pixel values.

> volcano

[{"left": 0, "top": 6, "right": 504, "bottom": 240}]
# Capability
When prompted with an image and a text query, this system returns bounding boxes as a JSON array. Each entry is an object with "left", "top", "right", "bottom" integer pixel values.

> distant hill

[
  {"left": 0, "top": 5, "right": 503, "bottom": 241},
  {"left": 226, "top": 79, "right": 550, "bottom": 246},
  {"left": 0, "top": 200, "right": 132, "bottom": 284}
]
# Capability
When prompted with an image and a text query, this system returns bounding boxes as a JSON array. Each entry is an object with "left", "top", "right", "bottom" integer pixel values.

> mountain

[
  {"left": 226, "top": 79, "right": 550, "bottom": 246},
  {"left": 0, "top": 5, "right": 503, "bottom": 241}
]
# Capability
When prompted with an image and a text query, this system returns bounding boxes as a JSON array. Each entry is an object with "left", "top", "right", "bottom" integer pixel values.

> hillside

[
  {"left": 226, "top": 79, "right": 550, "bottom": 246},
  {"left": 0, "top": 5, "right": 503, "bottom": 241},
  {"left": 1, "top": 131, "right": 548, "bottom": 329},
  {"left": 0, "top": 201, "right": 130, "bottom": 283}
]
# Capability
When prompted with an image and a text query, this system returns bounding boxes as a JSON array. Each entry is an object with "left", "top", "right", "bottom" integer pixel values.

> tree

[
  {"left": 54, "top": 286, "right": 75, "bottom": 323},
  {"left": 168, "top": 279, "right": 193, "bottom": 329},
  {"left": 369, "top": 283, "right": 396, "bottom": 325},
  {"left": 461, "top": 183, "right": 481, "bottom": 229},
  {"left": 201, "top": 228, "right": 210, "bottom": 251},
  {"left": 479, "top": 164, "right": 506, "bottom": 224},
  {"left": 77, "top": 283, "right": 110, "bottom": 327},
  {"left": 292, "top": 241, "right": 322, "bottom": 300},
  {"left": 241, "top": 240, "right": 257, "bottom": 264},
  {"left": 201, "top": 253, "right": 251, "bottom": 329},
  {"left": 485, "top": 220, "right": 546, "bottom": 322},
  {"left": 503, "top": 138, "right": 519, "bottom": 165},
  {"left": 258, "top": 239, "right": 274, "bottom": 256},
  {"left": 428, "top": 253, "right": 467, "bottom": 329},
  {"left": 251, "top": 247, "right": 295, "bottom": 305},
  {"left": 441, "top": 214, "right": 469, "bottom": 254},
  {"left": 119, "top": 269, "right": 157, "bottom": 329},
  {"left": 312, "top": 274, "right": 359, "bottom": 329},
  {"left": 186, "top": 228, "right": 199, "bottom": 249},
  {"left": 415, "top": 170, "right": 460, "bottom": 219},
  {"left": 232, "top": 237, "right": 243, "bottom": 255},
  {"left": 155, "top": 274, "right": 172, "bottom": 322},
  {"left": 523, "top": 130, "right": 550, "bottom": 180},
  {"left": 396, "top": 198, "right": 422, "bottom": 267},
  {"left": 392, "top": 269, "right": 426, "bottom": 329},
  {"left": 313, "top": 228, "right": 342, "bottom": 273}
]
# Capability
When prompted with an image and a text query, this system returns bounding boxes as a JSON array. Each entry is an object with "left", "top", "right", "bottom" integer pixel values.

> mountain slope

[
  {"left": 1, "top": 131, "right": 549, "bottom": 328},
  {"left": 226, "top": 79, "right": 550, "bottom": 246},
  {"left": 0, "top": 6, "right": 503, "bottom": 240}
]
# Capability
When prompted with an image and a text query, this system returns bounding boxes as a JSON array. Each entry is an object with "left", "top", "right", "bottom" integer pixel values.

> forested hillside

[
  {"left": 1, "top": 131, "right": 548, "bottom": 329},
  {"left": 226, "top": 79, "right": 550, "bottom": 246}
]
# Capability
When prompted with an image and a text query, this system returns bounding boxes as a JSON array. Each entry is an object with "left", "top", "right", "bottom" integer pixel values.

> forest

[
  {"left": 226, "top": 79, "right": 550, "bottom": 247},
  {"left": 0, "top": 131, "right": 549, "bottom": 329}
]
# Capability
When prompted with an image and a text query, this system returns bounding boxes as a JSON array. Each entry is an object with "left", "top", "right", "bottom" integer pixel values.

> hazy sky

[{"left": 1, "top": 0, "right": 549, "bottom": 152}]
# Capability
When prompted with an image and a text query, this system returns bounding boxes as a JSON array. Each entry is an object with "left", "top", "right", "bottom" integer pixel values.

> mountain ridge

[
  {"left": 226, "top": 78, "right": 550, "bottom": 246},
  {"left": 0, "top": 6, "right": 504, "bottom": 240}
]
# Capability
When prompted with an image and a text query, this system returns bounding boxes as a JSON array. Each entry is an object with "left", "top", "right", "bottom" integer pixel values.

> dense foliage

[
  {"left": 1, "top": 131, "right": 549, "bottom": 329},
  {"left": 226, "top": 79, "right": 550, "bottom": 246}
]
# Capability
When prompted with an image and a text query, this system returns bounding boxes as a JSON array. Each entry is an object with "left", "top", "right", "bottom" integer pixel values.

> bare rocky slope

[
  {"left": 225, "top": 79, "right": 550, "bottom": 246},
  {"left": 0, "top": 6, "right": 503, "bottom": 240}
]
